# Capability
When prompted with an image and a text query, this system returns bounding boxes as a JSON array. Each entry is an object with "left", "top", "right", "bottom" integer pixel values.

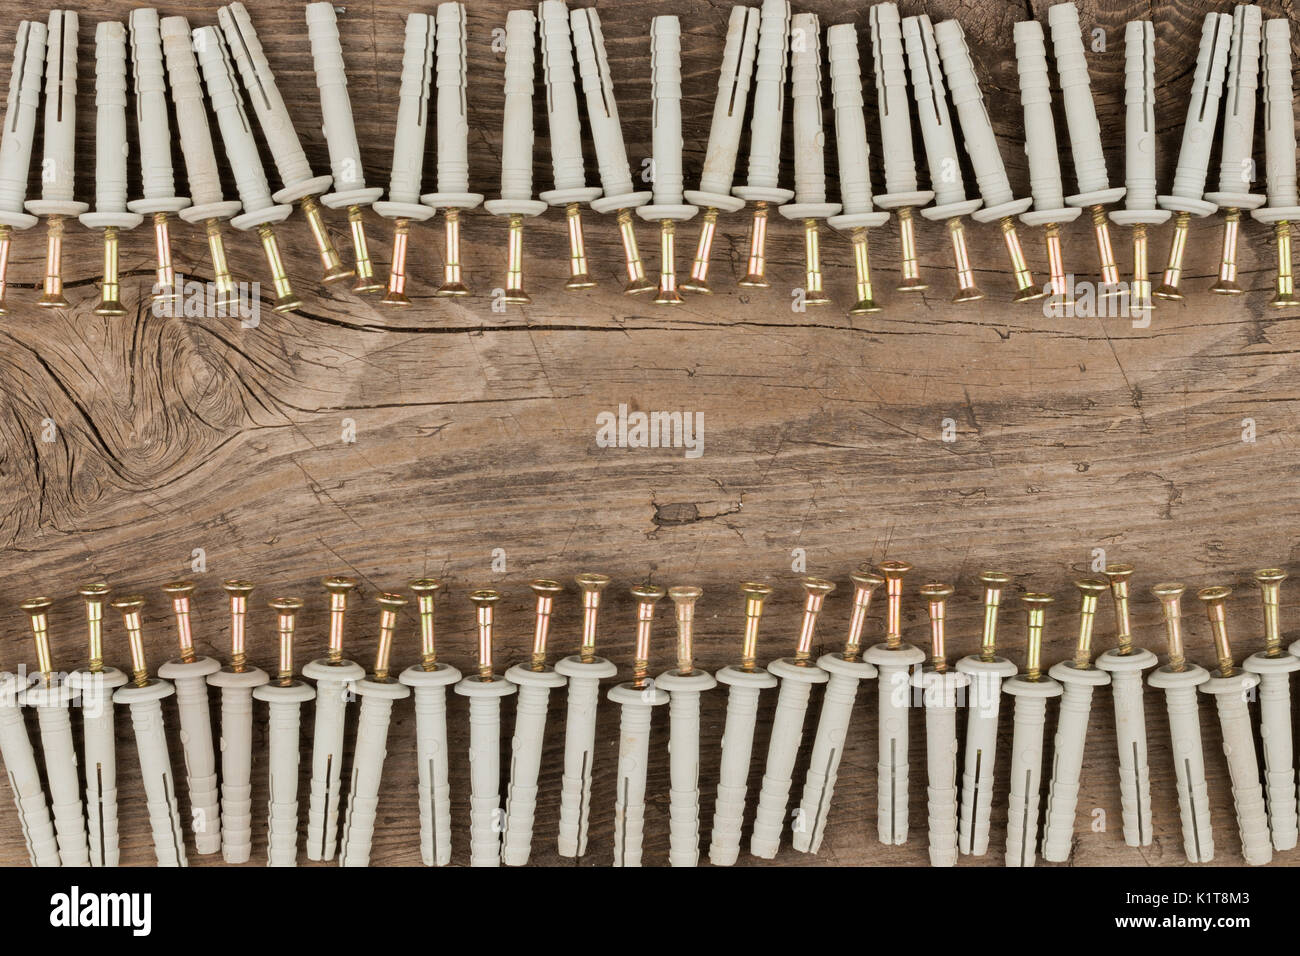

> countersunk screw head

[
  {"left": 631, "top": 584, "right": 667, "bottom": 603},
  {"left": 323, "top": 575, "right": 358, "bottom": 593},
  {"left": 161, "top": 580, "right": 196, "bottom": 597},
  {"left": 269, "top": 596, "right": 304, "bottom": 612},
  {"left": 109, "top": 595, "right": 146, "bottom": 612},
  {"left": 575, "top": 572, "right": 611, "bottom": 592},
  {"left": 919, "top": 582, "right": 954, "bottom": 600},
  {"left": 19, "top": 597, "right": 53, "bottom": 613},
  {"left": 1152, "top": 582, "right": 1185, "bottom": 600},
  {"left": 222, "top": 579, "right": 255, "bottom": 596},
  {"left": 409, "top": 578, "right": 443, "bottom": 596},
  {"left": 530, "top": 579, "right": 565, "bottom": 597},
  {"left": 467, "top": 588, "right": 501, "bottom": 607},
  {"left": 79, "top": 583, "right": 110, "bottom": 599}
]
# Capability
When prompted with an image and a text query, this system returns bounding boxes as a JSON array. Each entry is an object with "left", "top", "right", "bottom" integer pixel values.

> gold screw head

[
  {"left": 467, "top": 588, "right": 502, "bottom": 608},
  {"left": 323, "top": 575, "right": 358, "bottom": 594},
  {"left": 79, "top": 583, "right": 110, "bottom": 599},
  {"left": 978, "top": 570, "right": 1012, "bottom": 661},
  {"left": 269, "top": 596, "right": 303, "bottom": 684},
  {"left": 630, "top": 583, "right": 667, "bottom": 603},
  {"left": 576, "top": 573, "right": 611, "bottom": 592},
  {"left": 222, "top": 579, "right": 255, "bottom": 597},
  {"left": 269, "top": 596, "right": 305, "bottom": 611},
  {"left": 879, "top": 561, "right": 912, "bottom": 648},
  {"left": 161, "top": 580, "right": 195, "bottom": 597},
  {"left": 373, "top": 592, "right": 408, "bottom": 680},
  {"left": 530, "top": 579, "right": 565, "bottom": 597},
  {"left": 630, "top": 583, "right": 667, "bottom": 684}
]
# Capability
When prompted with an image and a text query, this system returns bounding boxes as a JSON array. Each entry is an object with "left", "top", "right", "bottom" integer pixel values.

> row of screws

[{"left": 11, "top": 567, "right": 1292, "bottom": 689}]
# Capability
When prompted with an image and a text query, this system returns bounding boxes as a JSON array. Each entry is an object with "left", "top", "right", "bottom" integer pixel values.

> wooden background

[{"left": 0, "top": 0, "right": 1294, "bottom": 867}]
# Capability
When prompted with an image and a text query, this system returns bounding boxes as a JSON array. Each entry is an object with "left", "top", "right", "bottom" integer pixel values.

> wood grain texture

[{"left": 0, "top": 0, "right": 1295, "bottom": 867}]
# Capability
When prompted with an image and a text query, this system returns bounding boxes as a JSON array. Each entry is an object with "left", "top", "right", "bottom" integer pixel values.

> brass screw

[
  {"left": 502, "top": 214, "right": 531, "bottom": 304},
  {"left": 1073, "top": 579, "right": 1108, "bottom": 668},
  {"left": 1044, "top": 222, "right": 1073, "bottom": 306},
  {"left": 1269, "top": 220, "right": 1298, "bottom": 308},
  {"left": 0, "top": 223, "right": 12, "bottom": 314},
  {"left": 847, "top": 226, "right": 882, "bottom": 314},
  {"left": 95, "top": 227, "right": 126, "bottom": 316},
  {"left": 895, "top": 206, "right": 927, "bottom": 291},
  {"left": 1091, "top": 204, "right": 1122, "bottom": 290},
  {"left": 300, "top": 193, "right": 354, "bottom": 285},
  {"left": 793, "top": 577, "right": 836, "bottom": 662},
  {"left": 844, "top": 569, "right": 884, "bottom": 661},
  {"left": 347, "top": 206, "right": 383, "bottom": 294},
  {"left": 947, "top": 217, "right": 984, "bottom": 302},
  {"left": 920, "top": 582, "right": 954, "bottom": 671},
  {"left": 1153, "top": 210, "right": 1191, "bottom": 300},
  {"left": 879, "top": 560, "right": 913, "bottom": 649},
  {"left": 1001, "top": 217, "right": 1043, "bottom": 302},
  {"left": 20, "top": 597, "right": 56, "bottom": 685},
  {"left": 255, "top": 222, "right": 302, "bottom": 313},
  {"left": 204, "top": 219, "right": 239, "bottom": 310},
  {"left": 37, "top": 215, "right": 70, "bottom": 309},
  {"left": 382, "top": 218, "right": 413, "bottom": 307},
  {"left": 111, "top": 595, "right": 150, "bottom": 687},
  {"left": 151, "top": 211, "right": 180, "bottom": 304},
  {"left": 161, "top": 580, "right": 198, "bottom": 664},
  {"left": 737, "top": 201, "right": 771, "bottom": 288},
  {"left": 409, "top": 578, "right": 442, "bottom": 671},
  {"left": 529, "top": 579, "right": 564, "bottom": 670},
  {"left": 79, "top": 583, "right": 110, "bottom": 674},
  {"left": 1197, "top": 585, "right": 1235, "bottom": 676},
  {"left": 979, "top": 571, "right": 1012, "bottom": 661},
  {"left": 563, "top": 203, "right": 596, "bottom": 290},
  {"left": 1209, "top": 207, "right": 1245, "bottom": 294},
  {"left": 1254, "top": 568, "right": 1287, "bottom": 657},
  {"left": 668, "top": 585, "right": 703, "bottom": 674},
  {"left": 434, "top": 208, "right": 471, "bottom": 297},
  {"left": 680, "top": 206, "right": 719, "bottom": 294},
  {"left": 653, "top": 219, "right": 684, "bottom": 306},
  {"left": 222, "top": 579, "right": 255, "bottom": 672},
  {"left": 738, "top": 581, "right": 773, "bottom": 671},
  {"left": 374, "top": 592, "right": 408, "bottom": 680},
  {"left": 269, "top": 596, "right": 304, "bottom": 686},
  {"left": 617, "top": 208, "right": 655, "bottom": 295},
  {"left": 1152, "top": 582, "right": 1187, "bottom": 670},
  {"left": 630, "top": 583, "right": 667, "bottom": 686},
  {"left": 1128, "top": 223, "right": 1154, "bottom": 314},
  {"left": 1102, "top": 564, "right": 1135, "bottom": 655},
  {"left": 467, "top": 588, "right": 502, "bottom": 680},
  {"left": 575, "top": 573, "right": 612, "bottom": 663},
  {"left": 800, "top": 218, "right": 831, "bottom": 305},
  {"left": 322, "top": 576, "right": 357, "bottom": 663},
  {"left": 1021, "top": 592, "right": 1054, "bottom": 681}
]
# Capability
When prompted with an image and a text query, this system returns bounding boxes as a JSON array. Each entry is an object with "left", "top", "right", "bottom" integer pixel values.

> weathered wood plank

[{"left": 0, "top": 0, "right": 1294, "bottom": 866}]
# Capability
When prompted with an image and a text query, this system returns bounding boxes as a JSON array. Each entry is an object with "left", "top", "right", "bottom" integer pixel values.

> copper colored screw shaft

[
  {"left": 21, "top": 597, "right": 55, "bottom": 684},
  {"left": 1074, "top": 579, "right": 1107, "bottom": 668},
  {"left": 920, "top": 583, "right": 953, "bottom": 671},
  {"left": 794, "top": 577, "right": 836, "bottom": 662},
  {"left": 1102, "top": 564, "right": 1135, "bottom": 654},
  {"left": 1198, "top": 585, "right": 1235, "bottom": 676},
  {"left": 1152, "top": 583, "right": 1187, "bottom": 671},
  {"left": 468, "top": 588, "right": 501, "bottom": 679},
  {"left": 576, "top": 573, "right": 611, "bottom": 663},
  {"left": 1255, "top": 569, "right": 1287, "bottom": 656},
  {"left": 222, "top": 580, "right": 255, "bottom": 672},
  {"left": 374, "top": 592, "right": 409, "bottom": 680},
  {"left": 845, "top": 569, "right": 884, "bottom": 661},
  {"left": 111, "top": 596, "right": 150, "bottom": 687},
  {"left": 161, "top": 581, "right": 198, "bottom": 663},
  {"left": 322, "top": 576, "right": 357, "bottom": 663},
  {"left": 270, "top": 597, "right": 303, "bottom": 685},
  {"left": 738, "top": 581, "right": 773, "bottom": 671},
  {"left": 979, "top": 571, "right": 1012, "bottom": 661},
  {"left": 879, "top": 560, "right": 913, "bottom": 648},
  {"left": 409, "top": 578, "right": 442, "bottom": 671},
  {"left": 629, "top": 584, "right": 666, "bottom": 686},
  {"left": 79, "top": 584, "right": 110, "bottom": 674},
  {"left": 530, "top": 579, "right": 564, "bottom": 670},
  {"left": 669, "top": 585, "right": 703, "bottom": 674}
]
